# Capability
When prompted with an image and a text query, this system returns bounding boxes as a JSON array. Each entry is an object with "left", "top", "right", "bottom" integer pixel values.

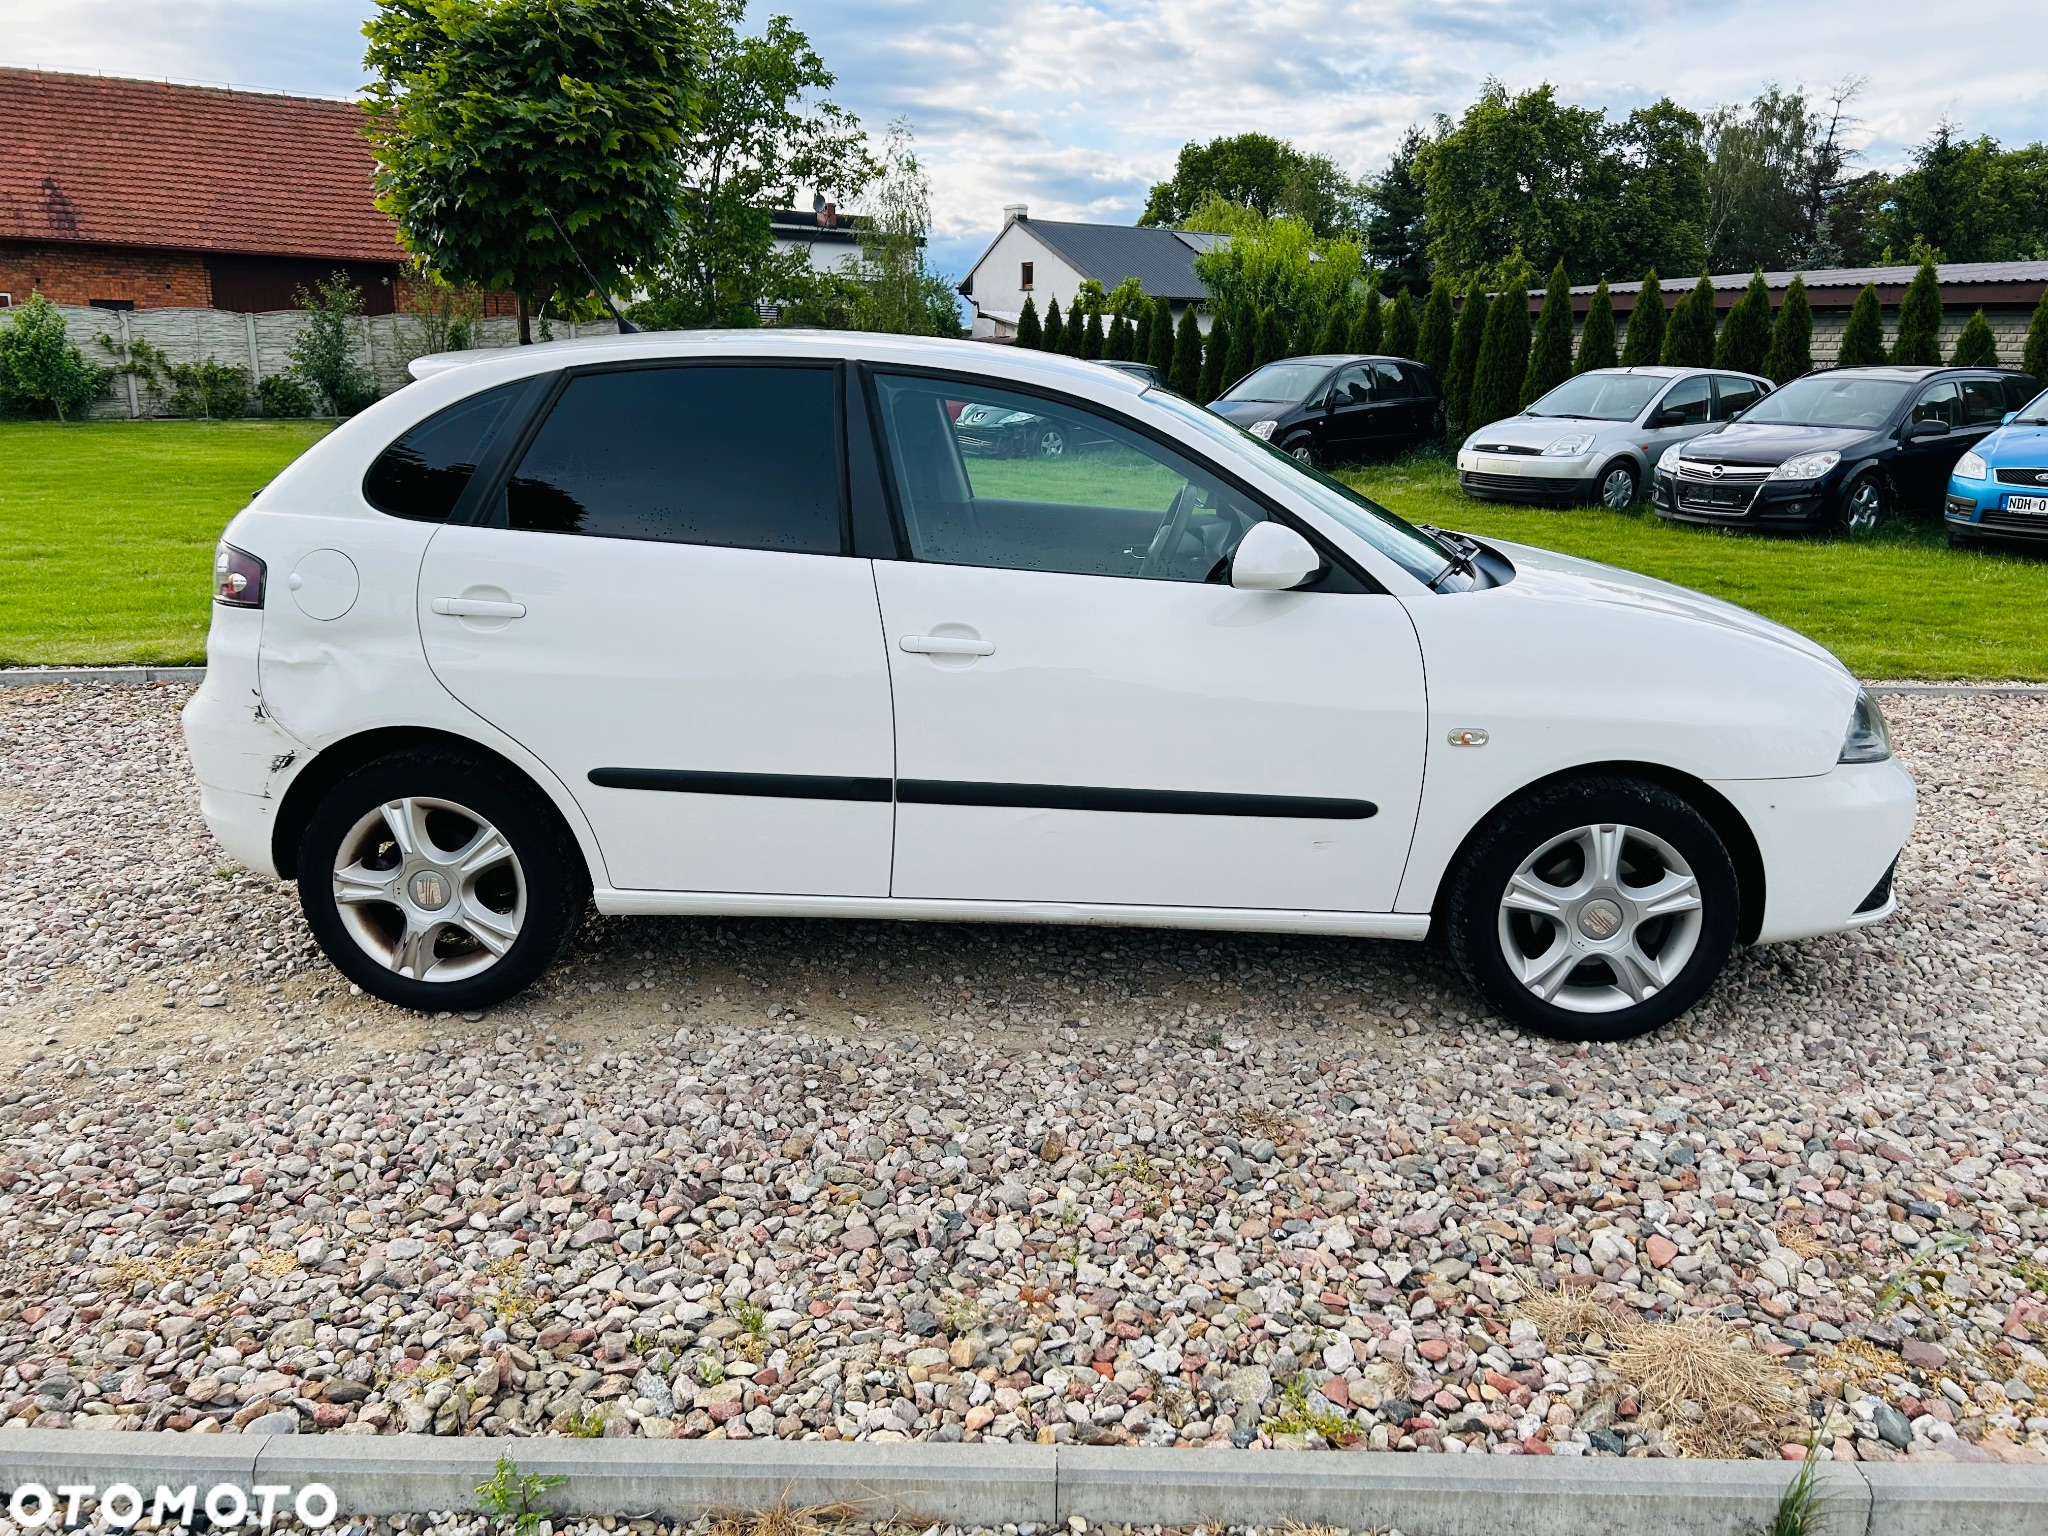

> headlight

[
  {"left": 1769, "top": 450, "right": 1840, "bottom": 481},
  {"left": 1954, "top": 450, "right": 1989, "bottom": 480},
  {"left": 1541, "top": 433, "right": 1596, "bottom": 458},
  {"left": 1247, "top": 419, "right": 1278, "bottom": 441},
  {"left": 1657, "top": 445, "right": 1684, "bottom": 474},
  {"left": 1839, "top": 687, "right": 1892, "bottom": 764}
]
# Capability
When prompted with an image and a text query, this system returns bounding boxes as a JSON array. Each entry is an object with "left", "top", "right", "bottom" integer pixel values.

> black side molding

[
  {"left": 589, "top": 768, "right": 891, "bottom": 803},
  {"left": 897, "top": 780, "right": 1375, "bottom": 819}
]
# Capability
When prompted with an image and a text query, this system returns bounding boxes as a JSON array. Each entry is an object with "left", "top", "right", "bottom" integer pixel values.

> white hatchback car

[{"left": 184, "top": 333, "right": 1914, "bottom": 1041}]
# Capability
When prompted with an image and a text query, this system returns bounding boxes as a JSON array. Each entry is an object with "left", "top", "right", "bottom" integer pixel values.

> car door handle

[
  {"left": 432, "top": 597, "right": 527, "bottom": 619},
  {"left": 900, "top": 634, "right": 994, "bottom": 656}
]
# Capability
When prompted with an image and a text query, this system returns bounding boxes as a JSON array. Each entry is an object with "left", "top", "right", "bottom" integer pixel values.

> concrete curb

[
  {"left": 0, "top": 666, "right": 205, "bottom": 688},
  {"left": 3, "top": 1432, "right": 2047, "bottom": 1535}
]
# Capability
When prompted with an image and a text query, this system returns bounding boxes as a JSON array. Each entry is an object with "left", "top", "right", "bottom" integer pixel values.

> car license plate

[{"left": 2007, "top": 494, "right": 2048, "bottom": 515}]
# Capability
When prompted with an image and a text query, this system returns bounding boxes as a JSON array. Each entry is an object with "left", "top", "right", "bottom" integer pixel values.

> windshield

[
  {"left": 2015, "top": 389, "right": 2048, "bottom": 425},
  {"left": 1149, "top": 390, "right": 1453, "bottom": 585},
  {"left": 1527, "top": 372, "right": 1664, "bottom": 421},
  {"left": 1741, "top": 374, "right": 1910, "bottom": 429},
  {"left": 1218, "top": 362, "right": 1332, "bottom": 404}
]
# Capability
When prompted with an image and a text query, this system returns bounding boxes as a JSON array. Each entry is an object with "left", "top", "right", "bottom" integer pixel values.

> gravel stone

[{"left": 1, "top": 682, "right": 2045, "bottom": 1462}]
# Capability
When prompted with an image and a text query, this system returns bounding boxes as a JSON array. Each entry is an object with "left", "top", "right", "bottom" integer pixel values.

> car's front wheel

[
  {"left": 1594, "top": 459, "right": 1639, "bottom": 511},
  {"left": 1444, "top": 777, "right": 1740, "bottom": 1041},
  {"left": 1840, "top": 473, "right": 1889, "bottom": 533},
  {"left": 1286, "top": 438, "right": 1318, "bottom": 468},
  {"left": 298, "top": 748, "right": 588, "bottom": 1011}
]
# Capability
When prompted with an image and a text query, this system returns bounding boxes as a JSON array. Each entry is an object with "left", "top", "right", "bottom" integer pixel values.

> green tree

[
  {"left": 1703, "top": 84, "right": 1871, "bottom": 270},
  {"left": 1041, "top": 294, "right": 1064, "bottom": 355},
  {"left": 1202, "top": 310, "right": 1234, "bottom": 401},
  {"left": 1254, "top": 306, "right": 1287, "bottom": 368},
  {"left": 1416, "top": 277, "right": 1455, "bottom": 377},
  {"left": 1148, "top": 298, "right": 1177, "bottom": 375},
  {"left": 1348, "top": 287, "right": 1383, "bottom": 353},
  {"left": 1468, "top": 266, "right": 1532, "bottom": 428},
  {"left": 1444, "top": 279, "right": 1489, "bottom": 436},
  {"left": 1762, "top": 272, "right": 1813, "bottom": 383},
  {"left": 1317, "top": 304, "right": 1350, "bottom": 354},
  {"left": 1575, "top": 279, "right": 1616, "bottom": 372},
  {"left": 1081, "top": 309, "right": 1105, "bottom": 361},
  {"left": 1171, "top": 305, "right": 1203, "bottom": 396},
  {"left": 1015, "top": 293, "right": 1041, "bottom": 350},
  {"left": 1714, "top": 268, "right": 1773, "bottom": 374},
  {"left": 1836, "top": 282, "right": 1887, "bottom": 367},
  {"left": 1141, "top": 132, "right": 1363, "bottom": 235},
  {"left": 1661, "top": 271, "right": 1718, "bottom": 367},
  {"left": 1190, "top": 211, "right": 1365, "bottom": 352},
  {"left": 287, "top": 272, "right": 379, "bottom": 415},
  {"left": 1363, "top": 126, "right": 1432, "bottom": 294},
  {"left": 1383, "top": 289, "right": 1418, "bottom": 358},
  {"left": 1619, "top": 268, "right": 1664, "bottom": 366},
  {"left": 845, "top": 121, "right": 959, "bottom": 336},
  {"left": 1522, "top": 260, "right": 1573, "bottom": 405},
  {"left": 1107, "top": 312, "right": 1134, "bottom": 362},
  {"left": 2023, "top": 287, "right": 2048, "bottom": 385},
  {"left": 1881, "top": 123, "right": 2048, "bottom": 264},
  {"left": 1890, "top": 257, "right": 1943, "bottom": 365},
  {"left": 1222, "top": 304, "right": 1256, "bottom": 389},
  {"left": 0, "top": 294, "right": 105, "bottom": 421},
  {"left": 1949, "top": 308, "right": 1998, "bottom": 367},
  {"left": 363, "top": 0, "right": 702, "bottom": 344},
  {"left": 636, "top": 1, "right": 871, "bottom": 330}
]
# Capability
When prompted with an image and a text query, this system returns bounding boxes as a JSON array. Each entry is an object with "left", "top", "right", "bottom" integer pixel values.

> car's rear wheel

[
  {"left": 1841, "top": 473, "right": 1889, "bottom": 533},
  {"left": 298, "top": 748, "right": 587, "bottom": 1011},
  {"left": 1594, "top": 459, "right": 1639, "bottom": 510},
  {"left": 1035, "top": 427, "right": 1067, "bottom": 459},
  {"left": 1444, "top": 776, "right": 1739, "bottom": 1041}
]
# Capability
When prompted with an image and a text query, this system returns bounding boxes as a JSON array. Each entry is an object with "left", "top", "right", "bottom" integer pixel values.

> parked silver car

[{"left": 1457, "top": 367, "right": 1773, "bottom": 509}]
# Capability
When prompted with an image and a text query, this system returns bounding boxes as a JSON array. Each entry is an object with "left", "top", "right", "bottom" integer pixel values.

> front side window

[
  {"left": 1911, "top": 381, "right": 1961, "bottom": 428},
  {"left": 873, "top": 375, "right": 1265, "bottom": 582},
  {"left": 1329, "top": 365, "right": 1373, "bottom": 406},
  {"left": 1655, "top": 376, "right": 1713, "bottom": 426},
  {"left": 1713, "top": 375, "right": 1764, "bottom": 420},
  {"left": 1960, "top": 378, "right": 2007, "bottom": 426},
  {"left": 505, "top": 365, "right": 842, "bottom": 552},
  {"left": 364, "top": 380, "right": 530, "bottom": 521}
]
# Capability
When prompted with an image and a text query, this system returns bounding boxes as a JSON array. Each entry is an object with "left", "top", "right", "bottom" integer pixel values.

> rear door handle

[
  {"left": 900, "top": 634, "right": 994, "bottom": 656},
  {"left": 432, "top": 597, "right": 527, "bottom": 619}
]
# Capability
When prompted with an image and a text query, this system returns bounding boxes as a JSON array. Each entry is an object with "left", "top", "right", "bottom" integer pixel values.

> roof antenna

[{"left": 544, "top": 209, "right": 639, "bottom": 334}]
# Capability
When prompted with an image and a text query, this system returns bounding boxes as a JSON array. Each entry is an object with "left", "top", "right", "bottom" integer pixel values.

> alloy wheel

[
  {"left": 1290, "top": 443, "right": 1314, "bottom": 465},
  {"left": 1495, "top": 822, "right": 1705, "bottom": 1015},
  {"left": 1036, "top": 428, "right": 1067, "bottom": 458},
  {"left": 331, "top": 796, "right": 526, "bottom": 983},
  {"left": 1844, "top": 479, "right": 1885, "bottom": 532}
]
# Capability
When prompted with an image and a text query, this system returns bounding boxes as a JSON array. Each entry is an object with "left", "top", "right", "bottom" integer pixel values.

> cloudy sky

[{"left": 8, "top": 0, "right": 2045, "bottom": 278}]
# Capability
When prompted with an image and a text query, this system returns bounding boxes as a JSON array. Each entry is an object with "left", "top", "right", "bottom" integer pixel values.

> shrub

[
  {"left": 1316, "top": 305, "right": 1349, "bottom": 355},
  {"left": 1416, "top": 278, "right": 1454, "bottom": 378},
  {"left": 1444, "top": 279, "right": 1489, "bottom": 437},
  {"left": 0, "top": 294, "right": 106, "bottom": 421},
  {"left": 259, "top": 373, "right": 318, "bottom": 418},
  {"left": 2024, "top": 287, "right": 2048, "bottom": 385},
  {"left": 1949, "top": 309, "right": 1998, "bottom": 367},
  {"left": 1714, "top": 269, "right": 1772, "bottom": 376},
  {"left": 1222, "top": 306, "right": 1256, "bottom": 389},
  {"left": 1619, "top": 269, "right": 1664, "bottom": 367},
  {"left": 1015, "top": 294, "right": 1041, "bottom": 350},
  {"left": 1041, "top": 295, "right": 1064, "bottom": 355},
  {"left": 1348, "top": 287, "right": 1382, "bottom": 354},
  {"left": 1522, "top": 260, "right": 1573, "bottom": 406},
  {"left": 1837, "top": 283, "right": 1887, "bottom": 367},
  {"left": 1149, "top": 298, "right": 1177, "bottom": 375},
  {"left": 288, "top": 272, "right": 378, "bottom": 415},
  {"left": 1171, "top": 305, "right": 1203, "bottom": 397},
  {"left": 168, "top": 358, "right": 251, "bottom": 419},
  {"left": 1576, "top": 280, "right": 1616, "bottom": 373},
  {"left": 1254, "top": 306, "right": 1286, "bottom": 369},
  {"left": 1383, "top": 288, "right": 1418, "bottom": 359},
  {"left": 1106, "top": 312, "right": 1134, "bottom": 362},
  {"left": 1661, "top": 271, "right": 1718, "bottom": 368},
  {"left": 1467, "top": 266, "right": 1531, "bottom": 429},
  {"left": 1763, "top": 274, "right": 1813, "bottom": 383},
  {"left": 1080, "top": 309, "right": 1104, "bottom": 361},
  {"left": 1201, "top": 311, "right": 1231, "bottom": 401},
  {"left": 1891, "top": 258, "right": 1942, "bottom": 366}
]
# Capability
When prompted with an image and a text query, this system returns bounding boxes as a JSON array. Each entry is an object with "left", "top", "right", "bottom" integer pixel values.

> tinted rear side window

[
  {"left": 364, "top": 380, "right": 528, "bottom": 521},
  {"left": 506, "top": 365, "right": 842, "bottom": 552}
]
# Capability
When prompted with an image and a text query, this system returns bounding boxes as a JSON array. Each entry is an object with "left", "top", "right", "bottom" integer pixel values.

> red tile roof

[{"left": 0, "top": 68, "right": 403, "bottom": 263}]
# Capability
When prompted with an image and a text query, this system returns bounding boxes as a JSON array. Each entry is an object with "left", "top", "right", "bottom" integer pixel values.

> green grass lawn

[
  {"left": 0, "top": 420, "right": 330, "bottom": 666},
  {"left": 1337, "top": 451, "right": 2048, "bottom": 681}
]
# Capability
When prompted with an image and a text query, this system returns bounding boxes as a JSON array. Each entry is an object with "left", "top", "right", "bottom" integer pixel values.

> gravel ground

[{"left": 1, "top": 683, "right": 2045, "bottom": 1466}]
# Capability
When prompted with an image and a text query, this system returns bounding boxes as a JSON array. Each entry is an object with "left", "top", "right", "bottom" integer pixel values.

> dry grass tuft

[
  {"left": 1514, "top": 1285, "right": 1630, "bottom": 1349},
  {"left": 1772, "top": 1222, "right": 1830, "bottom": 1262},
  {"left": 1609, "top": 1316, "right": 1797, "bottom": 1436},
  {"left": 707, "top": 1504, "right": 874, "bottom": 1536}
]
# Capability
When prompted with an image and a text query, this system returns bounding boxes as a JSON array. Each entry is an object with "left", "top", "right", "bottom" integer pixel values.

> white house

[
  {"left": 957, "top": 204, "right": 1227, "bottom": 340},
  {"left": 769, "top": 199, "right": 865, "bottom": 275}
]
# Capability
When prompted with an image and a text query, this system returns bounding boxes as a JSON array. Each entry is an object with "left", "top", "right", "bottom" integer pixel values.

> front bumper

[
  {"left": 1945, "top": 483, "right": 2048, "bottom": 546},
  {"left": 1456, "top": 450, "right": 1594, "bottom": 504},
  {"left": 1650, "top": 467, "right": 1835, "bottom": 531},
  {"left": 1710, "top": 757, "right": 1917, "bottom": 944}
]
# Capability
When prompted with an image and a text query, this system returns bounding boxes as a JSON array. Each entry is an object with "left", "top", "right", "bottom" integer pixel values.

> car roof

[
  {"left": 1819, "top": 365, "right": 2003, "bottom": 379},
  {"left": 1253, "top": 354, "right": 1419, "bottom": 367}
]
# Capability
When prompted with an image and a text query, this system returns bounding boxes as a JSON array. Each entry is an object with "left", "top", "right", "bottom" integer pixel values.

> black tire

[
  {"left": 1286, "top": 438, "right": 1318, "bottom": 468},
  {"left": 1839, "top": 472, "right": 1889, "bottom": 534},
  {"left": 1443, "top": 776, "right": 1740, "bottom": 1042},
  {"left": 298, "top": 747, "right": 588, "bottom": 1012}
]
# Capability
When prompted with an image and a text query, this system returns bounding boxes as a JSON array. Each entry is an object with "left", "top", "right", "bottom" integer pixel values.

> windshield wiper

[{"left": 1417, "top": 523, "right": 1480, "bottom": 585}]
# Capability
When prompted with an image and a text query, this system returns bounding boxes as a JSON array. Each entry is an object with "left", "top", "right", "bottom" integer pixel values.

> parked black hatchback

[
  {"left": 1651, "top": 366, "right": 2037, "bottom": 535},
  {"left": 1208, "top": 355, "right": 1444, "bottom": 467}
]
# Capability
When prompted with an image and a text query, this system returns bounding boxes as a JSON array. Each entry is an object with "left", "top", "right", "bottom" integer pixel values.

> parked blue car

[{"left": 1947, "top": 385, "right": 2048, "bottom": 552}]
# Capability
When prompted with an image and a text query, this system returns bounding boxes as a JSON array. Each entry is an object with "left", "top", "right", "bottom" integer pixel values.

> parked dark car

[
  {"left": 1650, "top": 366, "right": 2039, "bottom": 535},
  {"left": 1208, "top": 354, "right": 1444, "bottom": 466}
]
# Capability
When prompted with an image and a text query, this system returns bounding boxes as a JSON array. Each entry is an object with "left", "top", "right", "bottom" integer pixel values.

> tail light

[{"left": 214, "top": 541, "right": 266, "bottom": 608}]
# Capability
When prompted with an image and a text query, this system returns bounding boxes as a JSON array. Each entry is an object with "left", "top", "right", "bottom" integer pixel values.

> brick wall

[{"left": 0, "top": 241, "right": 211, "bottom": 308}]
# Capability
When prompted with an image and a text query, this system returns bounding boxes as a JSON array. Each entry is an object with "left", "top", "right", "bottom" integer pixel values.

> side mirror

[
  {"left": 2003, "top": 410, "right": 2018, "bottom": 425},
  {"left": 1230, "top": 522, "right": 1324, "bottom": 591},
  {"left": 1649, "top": 407, "right": 1686, "bottom": 428},
  {"left": 1905, "top": 418, "right": 1951, "bottom": 439}
]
